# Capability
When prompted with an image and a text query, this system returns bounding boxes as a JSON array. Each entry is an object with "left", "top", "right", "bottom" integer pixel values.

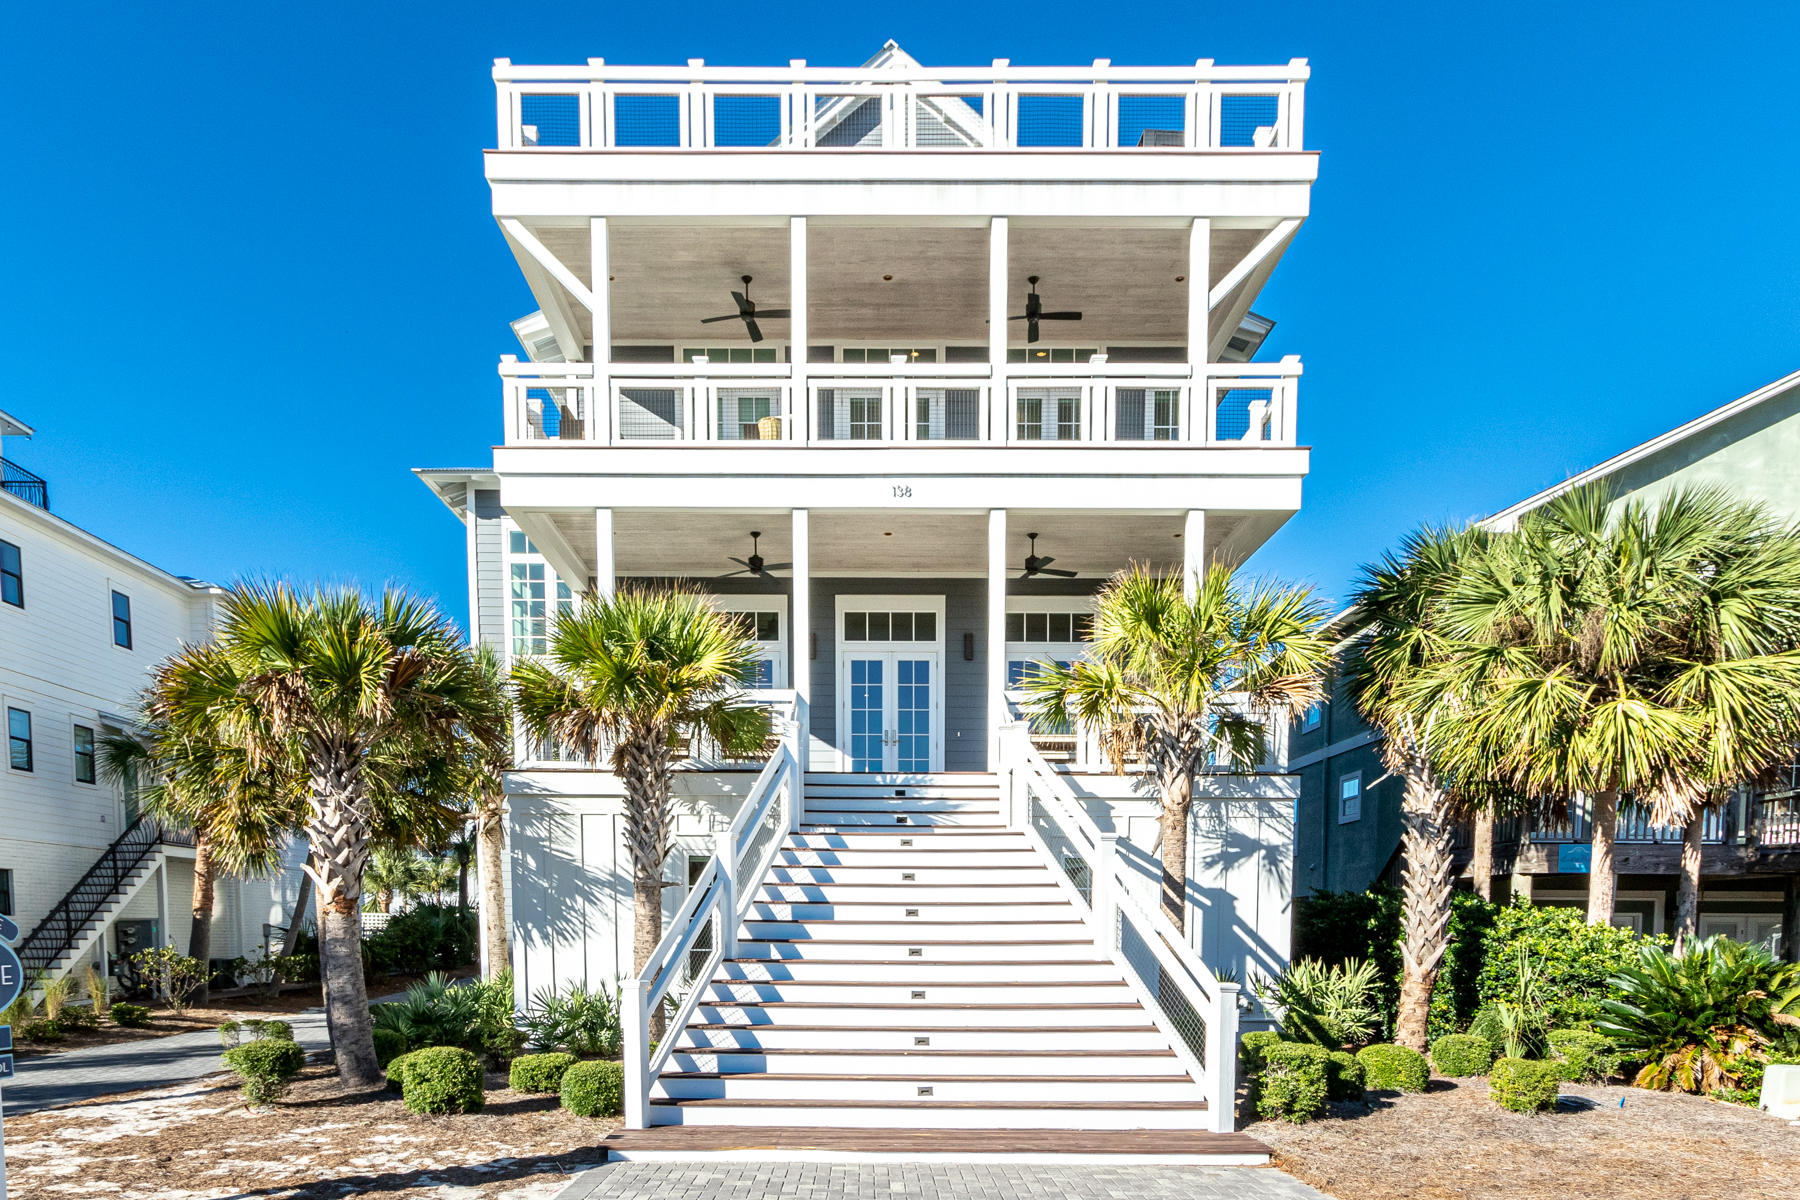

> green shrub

[
  {"left": 510, "top": 1051, "right": 578, "bottom": 1093},
  {"left": 385, "top": 1050, "right": 417, "bottom": 1093},
  {"left": 61, "top": 1005, "right": 99, "bottom": 1029},
  {"left": 1431, "top": 1033, "right": 1494, "bottom": 1077},
  {"left": 1325, "top": 1049, "right": 1366, "bottom": 1101},
  {"left": 246, "top": 1019, "right": 294, "bottom": 1041},
  {"left": 559, "top": 1059, "right": 625, "bottom": 1118},
  {"left": 1548, "top": 1028, "right": 1621, "bottom": 1083},
  {"left": 128, "top": 947, "right": 209, "bottom": 1014},
  {"left": 1254, "top": 1042, "right": 1329, "bottom": 1122},
  {"left": 19, "top": 1019, "right": 63, "bottom": 1042},
  {"left": 372, "top": 1027, "right": 408, "bottom": 1068},
  {"left": 1468, "top": 1003, "right": 1505, "bottom": 1056},
  {"left": 372, "top": 970, "right": 519, "bottom": 1062},
  {"left": 363, "top": 903, "right": 476, "bottom": 976},
  {"left": 1357, "top": 1043, "right": 1429, "bottom": 1092},
  {"left": 110, "top": 1003, "right": 152, "bottom": 1028},
  {"left": 1253, "top": 958, "right": 1381, "bottom": 1049},
  {"left": 1479, "top": 902, "right": 1663, "bottom": 1029},
  {"left": 223, "top": 1037, "right": 306, "bottom": 1106},
  {"left": 523, "top": 981, "right": 622, "bottom": 1058},
  {"left": 1239, "top": 1030, "right": 1284, "bottom": 1072},
  {"left": 400, "top": 1046, "right": 485, "bottom": 1115},
  {"left": 1489, "top": 1056, "right": 1560, "bottom": 1113}
]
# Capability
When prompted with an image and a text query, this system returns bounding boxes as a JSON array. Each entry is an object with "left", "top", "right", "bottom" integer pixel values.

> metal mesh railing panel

[
  {"left": 1015, "top": 94, "right": 1084, "bottom": 146},
  {"left": 914, "top": 388, "right": 982, "bottom": 440},
  {"left": 737, "top": 777, "right": 787, "bottom": 898},
  {"left": 618, "top": 387, "right": 682, "bottom": 439},
  {"left": 614, "top": 93, "right": 681, "bottom": 146},
  {"left": 713, "top": 94, "right": 782, "bottom": 146},
  {"left": 912, "top": 95, "right": 986, "bottom": 146},
  {"left": 1026, "top": 784, "right": 1092, "bottom": 907},
  {"left": 525, "top": 387, "right": 584, "bottom": 440},
  {"left": 1118, "top": 94, "right": 1185, "bottom": 147},
  {"left": 814, "top": 96, "right": 883, "bottom": 145},
  {"left": 519, "top": 94, "right": 581, "bottom": 146},
  {"left": 1219, "top": 94, "right": 1280, "bottom": 147},
  {"left": 1117, "top": 908, "right": 1208, "bottom": 1066},
  {"left": 1213, "top": 387, "right": 1270, "bottom": 441}
]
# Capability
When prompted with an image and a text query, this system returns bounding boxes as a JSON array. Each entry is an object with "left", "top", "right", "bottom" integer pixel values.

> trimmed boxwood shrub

[
  {"left": 19, "top": 1019, "right": 63, "bottom": 1043},
  {"left": 372, "top": 1027, "right": 408, "bottom": 1069},
  {"left": 1431, "top": 1033, "right": 1494, "bottom": 1077},
  {"left": 401, "top": 1046, "right": 484, "bottom": 1115},
  {"left": 1325, "top": 1049, "right": 1365, "bottom": 1101},
  {"left": 560, "top": 1059, "right": 625, "bottom": 1118},
  {"left": 510, "top": 1051, "right": 578, "bottom": 1094},
  {"left": 1255, "top": 1042, "right": 1329, "bottom": 1122},
  {"left": 246, "top": 1019, "right": 294, "bottom": 1041},
  {"left": 223, "top": 1037, "right": 306, "bottom": 1106},
  {"left": 1547, "top": 1028, "right": 1621, "bottom": 1083},
  {"left": 111, "top": 1003, "right": 152, "bottom": 1028},
  {"left": 1490, "top": 1056, "right": 1560, "bottom": 1113},
  {"left": 1357, "top": 1043, "right": 1429, "bottom": 1093},
  {"left": 1240, "top": 1030, "right": 1284, "bottom": 1072},
  {"left": 385, "top": 1049, "right": 417, "bottom": 1093}
]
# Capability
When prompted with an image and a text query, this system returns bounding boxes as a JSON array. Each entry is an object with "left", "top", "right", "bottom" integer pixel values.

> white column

[
  {"left": 988, "top": 217, "right": 1009, "bottom": 439},
  {"left": 591, "top": 216, "right": 612, "bottom": 443},
  {"left": 594, "top": 508, "right": 615, "bottom": 599},
  {"left": 790, "top": 507, "right": 811, "bottom": 776},
  {"left": 987, "top": 508, "right": 1008, "bottom": 766},
  {"left": 1183, "top": 510, "right": 1207, "bottom": 600},
  {"left": 1187, "top": 217, "right": 1210, "bottom": 366},
  {"left": 789, "top": 216, "right": 809, "bottom": 443}
]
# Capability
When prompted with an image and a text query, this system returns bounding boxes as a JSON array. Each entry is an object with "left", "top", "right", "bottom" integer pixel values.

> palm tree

[
  {"left": 364, "top": 847, "right": 437, "bottom": 913},
  {"left": 201, "top": 583, "right": 506, "bottom": 1089},
  {"left": 1343, "top": 525, "right": 1492, "bottom": 1051},
  {"left": 1023, "top": 563, "right": 1332, "bottom": 929},
  {"left": 511, "top": 584, "right": 769, "bottom": 976},
  {"left": 100, "top": 644, "right": 302, "bottom": 1006},
  {"left": 468, "top": 645, "right": 514, "bottom": 977},
  {"left": 1437, "top": 485, "right": 1800, "bottom": 928}
]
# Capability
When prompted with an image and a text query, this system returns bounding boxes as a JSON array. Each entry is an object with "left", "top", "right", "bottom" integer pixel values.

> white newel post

[
  {"left": 1187, "top": 217, "right": 1210, "bottom": 378},
  {"left": 989, "top": 216, "right": 1009, "bottom": 436},
  {"left": 789, "top": 216, "right": 808, "bottom": 443},
  {"left": 986, "top": 508, "right": 1008, "bottom": 767},
  {"left": 622, "top": 977, "right": 649, "bottom": 1128},
  {"left": 1092, "top": 832, "right": 1121, "bottom": 939},
  {"left": 590, "top": 216, "right": 611, "bottom": 443},
  {"left": 594, "top": 508, "right": 615, "bottom": 600},
  {"left": 1209, "top": 978, "right": 1242, "bottom": 1133},
  {"left": 790, "top": 506, "right": 810, "bottom": 810},
  {"left": 714, "top": 829, "right": 738, "bottom": 960},
  {"left": 1183, "top": 510, "right": 1206, "bottom": 600}
]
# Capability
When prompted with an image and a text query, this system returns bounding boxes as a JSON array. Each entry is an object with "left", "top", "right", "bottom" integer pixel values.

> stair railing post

[
  {"left": 621, "top": 977, "right": 651, "bottom": 1129},
  {"left": 714, "top": 828, "right": 738, "bottom": 961},
  {"left": 1092, "top": 832, "right": 1121, "bottom": 939},
  {"left": 785, "top": 716, "right": 804, "bottom": 834},
  {"left": 1207, "top": 978, "right": 1242, "bottom": 1133}
]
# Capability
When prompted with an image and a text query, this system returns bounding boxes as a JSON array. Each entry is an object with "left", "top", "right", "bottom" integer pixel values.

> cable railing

[
  {"left": 494, "top": 59, "right": 1308, "bottom": 153},
  {"left": 619, "top": 694, "right": 805, "bottom": 1129},
  {"left": 997, "top": 722, "right": 1239, "bottom": 1133}
]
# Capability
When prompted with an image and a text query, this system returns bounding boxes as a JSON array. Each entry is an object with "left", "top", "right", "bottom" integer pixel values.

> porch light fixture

[
  {"left": 882, "top": 274, "right": 894, "bottom": 281},
  {"left": 963, "top": 632, "right": 974, "bottom": 661},
  {"left": 1174, "top": 275, "right": 1185, "bottom": 282},
  {"left": 810, "top": 632, "right": 817, "bottom": 660}
]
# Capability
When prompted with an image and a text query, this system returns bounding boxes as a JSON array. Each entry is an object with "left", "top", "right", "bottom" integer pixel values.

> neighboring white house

[
  {"left": 420, "top": 44, "right": 1315, "bottom": 1136},
  {"left": 0, "top": 409, "right": 307, "bottom": 991}
]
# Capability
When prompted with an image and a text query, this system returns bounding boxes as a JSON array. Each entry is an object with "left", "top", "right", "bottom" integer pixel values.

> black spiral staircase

[{"left": 17, "top": 817, "right": 170, "bottom": 976}]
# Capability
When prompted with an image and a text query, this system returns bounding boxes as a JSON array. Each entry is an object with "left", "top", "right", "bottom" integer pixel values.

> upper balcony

[{"left": 493, "top": 47, "right": 1308, "bottom": 156}]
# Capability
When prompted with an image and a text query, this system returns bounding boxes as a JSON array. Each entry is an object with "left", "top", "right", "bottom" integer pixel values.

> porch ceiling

[{"left": 523, "top": 221, "right": 1267, "bottom": 350}]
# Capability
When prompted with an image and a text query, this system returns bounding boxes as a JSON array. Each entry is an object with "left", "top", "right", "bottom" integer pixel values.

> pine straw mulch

[
  {"left": 1250, "top": 1077, "right": 1800, "bottom": 1200},
  {"left": 4, "top": 1060, "right": 616, "bottom": 1199}
]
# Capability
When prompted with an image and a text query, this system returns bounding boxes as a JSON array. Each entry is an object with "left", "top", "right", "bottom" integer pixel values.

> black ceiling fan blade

[
  {"left": 745, "top": 317, "right": 764, "bottom": 343},
  {"left": 1033, "top": 555, "right": 1057, "bottom": 569},
  {"left": 1038, "top": 567, "right": 1079, "bottom": 578},
  {"left": 756, "top": 308, "right": 791, "bottom": 319},
  {"left": 727, "top": 557, "right": 753, "bottom": 569},
  {"left": 1039, "top": 311, "right": 1083, "bottom": 320},
  {"left": 1027, "top": 319, "right": 1040, "bottom": 344},
  {"left": 730, "top": 290, "right": 752, "bottom": 314},
  {"left": 1007, "top": 314, "right": 1029, "bottom": 321},
  {"left": 700, "top": 314, "right": 743, "bottom": 324},
  {"left": 760, "top": 561, "right": 792, "bottom": 571},
  {"left": 715, "top": 568, "right": 754, "bottom": 578}
]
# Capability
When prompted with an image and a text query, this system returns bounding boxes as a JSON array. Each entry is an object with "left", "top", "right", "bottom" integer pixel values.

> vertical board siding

[{"left": 473, "top": 490, "right": 506, "bottom": 654}]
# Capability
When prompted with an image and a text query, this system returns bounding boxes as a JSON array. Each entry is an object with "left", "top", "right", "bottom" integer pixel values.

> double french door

[{"left": 839, "top": 651, "right": 940, "bottom": 772}]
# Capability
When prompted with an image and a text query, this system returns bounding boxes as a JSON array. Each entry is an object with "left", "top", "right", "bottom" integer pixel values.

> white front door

[{"left": 840, "top": 652, "right": 940, "bottom": 772}]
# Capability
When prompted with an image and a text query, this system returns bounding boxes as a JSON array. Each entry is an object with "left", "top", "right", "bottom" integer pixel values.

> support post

[
  {"left": 713, "top": 830, "right": 737, "bottom": 960},
  {"left": 1183, "top": 510, "right": 1207, "bottom": 600},
  {"left": 791, "top": 507, "right": 811, "bottom": 791},
  {"left": 989, "top": 216, "right": 1009, "bottom": 436},
  {"left": 621, "top": 977, "right": 649, "bottom": 1128},
  {"left": 593, "top": 509, "right": 615, "bottom": 600},
  {"left": 591, "top": 217, "right": 612, "bottom": 442},
  {"left": 1187, "top": 217, "right": 1210, "bottom": 367},
  {"left": 1208, "top": 979, "right": 1242, "bottom": 1133},
  {"left": 789, "top": 216, "right": 808, "bottom": 442},
  {"left": 1092, "top": 832, "right": 1122, "bottom": 937},
  {"left": 987, "top": 508, "right": 1008, "bottom": 767}
]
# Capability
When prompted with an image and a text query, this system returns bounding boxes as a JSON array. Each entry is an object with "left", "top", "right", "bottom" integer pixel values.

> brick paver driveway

[{"left": 557, "top": 1163, "right": 1333, "bottom": 1200}]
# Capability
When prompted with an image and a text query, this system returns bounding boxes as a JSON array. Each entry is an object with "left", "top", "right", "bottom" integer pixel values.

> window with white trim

[
  {"left": 508, "top": 530, "right": 573, "bottom": 658},
  {"left": 1301, "top": 703, "right": 1321, "bottom": 732},
  {"left": 681, "top": 346, "right": 779, "bottom": 363},
  {"left": 842, "top": 610, "right": 937, "bottom": 643},
  {"left": 1338, "top": 771, "right": 1362, "bottom": 823},
  {"left": 1005, "top": 602, "right": 1094, "bottom": 687},
  {"left": 714, "top": 598, "right": 788, "bottom": 689}
]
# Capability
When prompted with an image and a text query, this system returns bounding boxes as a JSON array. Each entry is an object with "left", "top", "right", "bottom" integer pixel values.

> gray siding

[{"left": 473, "top": 489, "right": 506, "bottom": 654}]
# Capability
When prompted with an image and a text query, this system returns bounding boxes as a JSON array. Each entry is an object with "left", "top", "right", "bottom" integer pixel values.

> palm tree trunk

[
  {"left": 1395, "top": 766, "right": 1454, "bottom": 1052},
  {"left": 1587, "top": 788, "right": 1620, "bottom": 927},
  {"left": 1470, "top": 810, "right": 1495, "bottom": 902},
  {"left": 458, "top": 860, "right": 470, "bottom": 912},
  {"left": 1158, "top": 768, "right": 1192, "bottom": 931},
  {"left": 307, "top": 748, "right": 382, "bottom": 1090},
  {"left": 621, "top": 725, "right": 675, "bottom": 1040},
  {"left": 1675, "top": 804, "right": 1706, "bottom": 952},
  {"left": 281, "top": 868, "right": 314, "bottom": 957},
  {"left": 478, "top": 794, "right": 509, "bottom": 977},
  {"left": 187, "top": 832, "right": 215, "bottom": 1008}
]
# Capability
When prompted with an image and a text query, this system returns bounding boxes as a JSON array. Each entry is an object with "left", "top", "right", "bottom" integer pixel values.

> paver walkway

[
  {"left": 555, "top": 1163, "right": 1333, "bottom": 1200},
  {"left": 2, "top": 1005, "right": 331, "bottom": 1114}
]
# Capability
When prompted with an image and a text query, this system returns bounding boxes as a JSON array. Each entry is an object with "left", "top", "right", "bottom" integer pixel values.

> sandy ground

[
  {"left": 1251, "top": 1077, "right": 1800, "bottom": 1200},
  {"left": 4, "top": 1061, "right": 617, "bottom": 1199}
]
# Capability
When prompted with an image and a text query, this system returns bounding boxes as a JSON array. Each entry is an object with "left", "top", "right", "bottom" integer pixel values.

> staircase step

[
  {"left": 679, "top": 1025, "right": 1173, "bottom": 1052},
  {"left": 705, "top": 980, "right": 1135, "bottom": 1005},
  {"left": 765, "top": 865, "right": 1047, "bottom": 885},
  {"left": 666, "top": 1049, "right": 1185, "bottom": 1076},
  {"left": 742, "top": 920, "right": 1087, "bottom": 943},
  {"left": 736, "top": 939, "right": 1099, "bottom": 962},
  {"left": 688, "top": 1002, "right": 1151, "bottom": 1028},
  {"left": 785, "top": 832, "right": 1029, "bottom": 850},
  {"left": 746, "top": 902, "right": 1074, "bottom": 923},
  {"left": 803, "top": 813, "right": 1004, "bottom": 828},
  {"left": 797, "top": 796, "right": 999, "bottom": 811},
  {"left": 654, "top": 1074, "right": 1202, "bottom": 1102},
  {"left": 647, "top": 1098, "right": 1210, "bottom": 1130},
  {"left": 719, "top": 958, "right": 1122, "bottom": 983}
]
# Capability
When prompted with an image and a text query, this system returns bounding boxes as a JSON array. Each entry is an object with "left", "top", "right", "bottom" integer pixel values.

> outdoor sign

[{"left": 1558, "top": 844, "right": 1592, "bottom": 874}]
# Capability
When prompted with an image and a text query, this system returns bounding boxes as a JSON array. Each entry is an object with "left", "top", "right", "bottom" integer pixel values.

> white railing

[
  {"left": 997, "top": 722, "right": 1240, "bottom": 1133},
  {"left": 1003, "top": 692, "right": 1289, "bottom": 775},
  {"left": 515, "top": 688, "right": 797, "bottom": 771},
  {"left": 619, "top": 694, "right": 806, "bottom": 1129},
  {"left": 502, "top": 357, "right": 1300, "bottom": 449},
  {"left": 494, "top": 59, "right": 1307, "bottom": 153}
]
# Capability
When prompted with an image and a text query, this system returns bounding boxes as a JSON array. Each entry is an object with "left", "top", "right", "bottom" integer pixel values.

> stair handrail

[
  {"left": 17, "top": 816, "right": 166, "bottom": 972},
  {"left": 620, "top": 695, "right": 804, "bottom": 1129},
  {"left": 999, "top": 720, "right": 1241, "bottom": 1133}
]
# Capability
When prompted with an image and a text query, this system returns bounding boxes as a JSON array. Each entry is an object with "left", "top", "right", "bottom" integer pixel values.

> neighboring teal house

[{"left": 1294, "top": 367, "right": 1800, "bottom": 955}]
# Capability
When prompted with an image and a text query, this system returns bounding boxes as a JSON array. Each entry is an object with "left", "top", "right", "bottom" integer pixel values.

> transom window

[
  {"left": 74, "top": 724, "right": 96, "bottom": 784},
  {"left": 843, "top": 610, "right": 937, "bottom": 643},
  {"left": 682, "top": 346, "right": 780, "bottom": 363},
  {"left": 839, "top": 347, "right": 938, "bottom": 363},
  {"left": 1008, "top": 347, "right": 1098, "bottom": 364},
  {"left": 1006, "top": 611, "right": 1093, "bottom": 643},
  {"left": 0, "top": 540, "right": 20, "bottom": 608},
  {"left": 111, "top": 590, "right": 133, "bottom": 649},
  {"left": 509, "top": 531, "right": 573, "bottom": 657}
]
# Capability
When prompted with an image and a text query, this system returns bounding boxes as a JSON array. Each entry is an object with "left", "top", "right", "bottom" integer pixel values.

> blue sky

[{"left": 4, "top": 1, "right": 1797, "bottom": 626}]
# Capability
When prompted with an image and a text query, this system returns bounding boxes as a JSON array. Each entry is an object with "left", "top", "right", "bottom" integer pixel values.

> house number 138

[{"left": 891, "top": 485, "right": 913, "bottom": 499}]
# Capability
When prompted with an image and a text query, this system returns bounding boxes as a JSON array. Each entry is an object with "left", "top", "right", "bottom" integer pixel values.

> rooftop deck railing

[
  {"left": 501, "top": 357, "right": 1300, "bottom": 450},
  {"left": 493, "top": 59, "right": 1307, "bottom": 153},
  {"left": 1, "top": 456, "right": 48, "bottom": 510}
]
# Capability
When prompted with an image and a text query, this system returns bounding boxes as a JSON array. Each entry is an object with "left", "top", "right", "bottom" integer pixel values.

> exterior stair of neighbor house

[
  {"left": 649, "top": 773, "right": 1213, "bottom": 1130},
  {"left": 16, "top": 817, "right": 177, "bottom": 987}
]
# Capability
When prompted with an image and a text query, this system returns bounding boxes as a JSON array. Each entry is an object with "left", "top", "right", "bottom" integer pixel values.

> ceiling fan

[
  {"left": 718, "top": 531, "right": 791, "bottom": 579},
  {"left": 699, "top": 275, "right": 791, "bottom": 344},
  {"left": 1020, "top": 532, "right": 1077, "bottom": 579},
  {"left": 1009, "top": 276, "right": 1083, "bottom": 345}
]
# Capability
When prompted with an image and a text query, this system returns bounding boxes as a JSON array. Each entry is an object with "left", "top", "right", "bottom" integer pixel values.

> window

[
  {"left": 682, "top": 346, "right": 779, "bottom": 364},
  {"left": 1015, "top": 390, "right": 1082, "bottom": 440},
  {"left": 111, "top": 591, "right": 133, "bottom": 648},
  {"left": 1008, "top": 347, "right": 1098, "bottom": 364},
  {"left": 842, "top": 610, "right": 937, "bottom": 643},
  {"left": 723, "top": 607, "right": 785, "bottom": 688},
  {"left": 7, "top": 709, "right": 31, "bottom": 772},
  {"left": 1338, "top": 772, "right": 1362, "bottom": 823},
  {"left": 840, "top": 347, "right": 937, "bottom": 363},
  {"left": 73, "top": 724, "right": 96, "bottom": 784},
  {"left": 0, "top": 868, "right": 12, "bottom": 916},
  {"left": 0, "top": 540, "right": 20, "bottom": 608},
  {"left": 1301, "top": 703, "right": 1321, "bottom": 732},
  {"left": 509, "top": 531, "right": 573, "bottom": 657},
  {"left": 847, "top": 393, "right": 883, "bottom": 440},
  {"left": 1005, "top": 611, "right": 1093, "bottom": 643}
]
